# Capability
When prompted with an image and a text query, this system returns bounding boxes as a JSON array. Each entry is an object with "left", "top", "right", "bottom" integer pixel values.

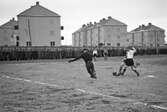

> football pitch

[{"left": 0, "top": 55, "right": 167, "bottom": 112}]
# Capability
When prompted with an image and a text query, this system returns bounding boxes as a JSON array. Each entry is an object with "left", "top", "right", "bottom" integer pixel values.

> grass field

[{"left": 0, "top": 55, "right": 167, "bottom": 112}]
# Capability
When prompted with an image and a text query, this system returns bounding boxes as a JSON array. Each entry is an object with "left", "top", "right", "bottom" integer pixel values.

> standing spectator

[{"left": 103, "top": 47, "right": 108, "bottom": 60}]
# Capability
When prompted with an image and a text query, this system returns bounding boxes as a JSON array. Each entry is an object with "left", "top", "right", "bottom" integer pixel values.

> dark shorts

[
  {"left": 93, "top": 54, "right": 97, "bottom": 57},
  {"left": 124, "top": 59, "right": 134, "bottom": 66}
]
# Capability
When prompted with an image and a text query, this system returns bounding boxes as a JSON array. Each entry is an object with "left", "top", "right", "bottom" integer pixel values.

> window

[
  {"left": 61, "top": 26, "right": 64, "bottom": 30},
  {"left": 117, "top": 43, "right": 120, "bottom": 47},
  {"left": 107, "top": 43, "right": 111, "bottom": 46},
  {"left": 150, "top": 44, "right": 153, "bottom": 47},
  {"left": 16, "top": 36, "right": 19, "bottom": 41},
  {"left": 14, "top": 25, "right": 19, "bottom": 30},
  {"left": 26, "top": 41, "right": 32, "bottom": 46},
  {"left": 61, "top": 36, "right": 64, "bottom": 40},
  {"left": 50, "top": 41, "right": 55, "bottom": 46}
]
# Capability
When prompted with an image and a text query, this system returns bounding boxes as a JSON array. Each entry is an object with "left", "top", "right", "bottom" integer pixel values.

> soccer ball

[{"left": 113, "top": 72, "right": 118, "bottom": 76}]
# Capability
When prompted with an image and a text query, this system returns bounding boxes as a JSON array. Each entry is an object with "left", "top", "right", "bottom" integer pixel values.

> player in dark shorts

[
  {"left": 93, "top": 48, "right": 98, "bottom": 61},
  {"left": 117, "top": 47, "right": 140, "bottom": 77},
  {"left": 68, "top": 49, "right": 97, "bottom": 79}
]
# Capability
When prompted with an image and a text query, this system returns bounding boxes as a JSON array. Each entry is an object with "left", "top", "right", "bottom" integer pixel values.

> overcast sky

[{"left": 1, "top": 0, "right": 167, "bottom": 45}]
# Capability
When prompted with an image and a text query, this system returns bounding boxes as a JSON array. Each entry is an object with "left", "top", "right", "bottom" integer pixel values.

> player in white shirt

[
  {"left": 117, "top": 47, "right": 140, "bottom": 76},
  {"left": 93, "top": 48, "right": 98, "bottom": 61}
]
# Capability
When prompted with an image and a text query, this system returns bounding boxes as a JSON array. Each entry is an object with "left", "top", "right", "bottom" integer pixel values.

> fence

[
  {"left": 0, "top": 46, "right": 167, "bottom": 61},
  {"left": 0, "top": 46, "right": 81, "bottom": 61}
]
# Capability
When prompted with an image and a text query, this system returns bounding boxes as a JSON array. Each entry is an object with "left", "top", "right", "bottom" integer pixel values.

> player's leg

[
  {"left": 118, "top": 61, "right": 127, "bottom": 75},
  {"left": 86, "top": 62, "right": 91, "bottom": 74},
  {"left": 94, "top": 54, "right": 97, "bottom": 61},
  {"left": 121, "top": 66, "right": 127, "bottom": 76},
  {"left": 131, "top": 66, "right": 140, "bottom": 76},
  {"left": 118, "top": 62, "right": 124, "bottom": 74},
  {"left": 86, "top": 61, "right": 97, "bottom": 79},
  {"left": 91, "top": 63, "right": 97, "bottom": 78}
]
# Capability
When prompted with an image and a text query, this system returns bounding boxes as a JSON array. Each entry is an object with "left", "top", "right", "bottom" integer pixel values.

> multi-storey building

[
  {"left": 17, "top": 2, "right": 62, "bottom": 46},
  {"left": 0, "top": 18, "right": 19, "bottom": 46},
  {"left": 0, "top": 2, "right": 63, "bottom": 47},
  {"left": 72, "top": 16, "right": 128, "bottom": 47},
  {"left": 128, "top": 23, "right": 165, "bottom": 47}
]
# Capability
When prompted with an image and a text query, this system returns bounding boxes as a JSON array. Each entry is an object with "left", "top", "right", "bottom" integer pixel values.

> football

[{"left": 113, "top": 72, "right": 118, "bottom": 76}]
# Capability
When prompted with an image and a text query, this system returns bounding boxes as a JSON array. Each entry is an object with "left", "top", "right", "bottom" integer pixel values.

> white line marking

[
  {"left": 77, "top": 89, "right": 125, "bottom": 100},
  {"left": 142, "top": 75, "right": 156, "bottom": 79},
  {"left": 146, "top": 75, "right": 156, "bottom": 78},
  {"left": 151, "top": 105, "right": 167, "bottom": 110},
  {"left": 76, "top": 88, "right": 86, "bottom": 93},
  {"left": 1, "top": 74, "right": 167, "bottom": 111},
  {"left": 23, "top": 79, "right": 31, "bottom": 82}
]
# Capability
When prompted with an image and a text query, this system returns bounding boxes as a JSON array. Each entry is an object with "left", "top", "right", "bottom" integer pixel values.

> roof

[
  {"left": 17, "top": 2, "right": 60, "bottom": 17},
  {"left": 0, "top": 18, "right": 18, "bottom": 29},
  {"left": 131, "top": 23, "right": 165, "bottom": 32},
  {"left": 148, "top": 24, "right": 165, "bottom": 31},
  {"left": 101, "top": 17, "right": 127, "bottom": 26},
  {"left": 72, "top": 17, "right": 127, "bottom": 34}
]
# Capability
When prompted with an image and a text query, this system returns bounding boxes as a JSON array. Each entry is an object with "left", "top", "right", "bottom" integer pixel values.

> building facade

[
  {"left": 17, "top": 2, "right": 62, "bottom": 46},
  {"left": 127, "top": 23, "right": 165, "bottom": 47},
  {"left": 72, "top": 17, "right": 129, "bottom": 47},
  {"left": 0, "top": 18, "right": 19, "bottom": 46}
]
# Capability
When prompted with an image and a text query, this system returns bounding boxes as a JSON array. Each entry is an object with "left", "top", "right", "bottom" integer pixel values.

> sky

[{"left": 0, "top": 0, "right": 167, "bottom": 45}]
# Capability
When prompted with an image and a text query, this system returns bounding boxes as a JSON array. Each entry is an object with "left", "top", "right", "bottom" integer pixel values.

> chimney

[
  {"left": 108, "top": 16, "right": 112, "bottom": 19},
  {"left": 141, "top": 24, "right": 145, "bottom": 30},
  {"left": 102, "top": 18, "right": 106, "bottom": 21},
  {"left": 36, "top": 1, "right": 39, "bottom": 5},
  {"left": 148, "top": 23, "right": 152, "bottom": 26},
  {"left": 139, "top": 25, "right": 141, "bottom": 30},
  {"left": 90, "top": 22, "right": 93, "bottom": 25},
  {"left": 12, "top": 18, "right": 15, "bottom": 21},
  {"left": 82, "top": 24, "right": 86, "bottom": 27}
]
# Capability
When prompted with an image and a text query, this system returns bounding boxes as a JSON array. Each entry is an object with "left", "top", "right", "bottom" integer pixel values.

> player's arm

[
  {"left": 132, "top": 47, "right": 136, "bottom": 53},
  {"left": 68, "top": 54, "right": 82, "bottom": 63}
]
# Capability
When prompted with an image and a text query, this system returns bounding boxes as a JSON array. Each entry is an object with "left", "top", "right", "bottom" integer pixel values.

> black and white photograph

[{"left": 0, "top": 0, "right": 167, "bottom": 111}]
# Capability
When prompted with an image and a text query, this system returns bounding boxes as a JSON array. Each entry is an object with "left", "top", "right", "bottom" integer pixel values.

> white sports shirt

[
  {"left": 126, "top": 48, "right": 136, "bottom": 59},
  {"left": 93, "top": 50, "right": 98, "bottom": 55}
]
